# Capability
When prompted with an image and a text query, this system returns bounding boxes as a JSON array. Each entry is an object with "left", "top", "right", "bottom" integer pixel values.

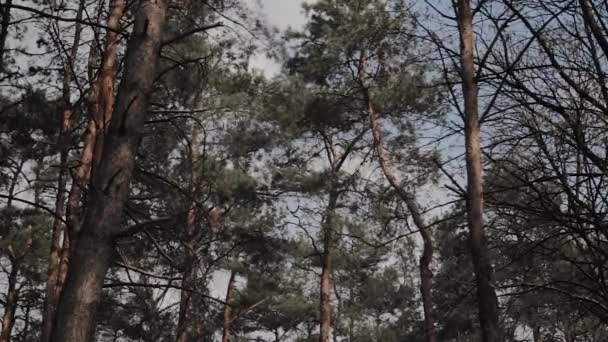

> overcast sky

[
  {"left": 248, "top": 0, "right": 313, "bottom": 76},
  {"left": 260, "top": 0, "right": 310, "bottom": 29}
]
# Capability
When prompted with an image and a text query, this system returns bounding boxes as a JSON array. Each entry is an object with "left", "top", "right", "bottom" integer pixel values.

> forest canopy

[{"left": 0, "top": 0, "right": 607, "bottom": 341}]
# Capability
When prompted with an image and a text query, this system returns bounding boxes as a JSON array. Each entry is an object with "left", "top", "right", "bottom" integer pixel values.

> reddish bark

[
  {"left": 319, "top": 244, "right": 332, "bottom": 342},
  {"left": 363, "top": 57, "right": 437, "bottom": 342},
  {"left": 55, "top": 2, "right": 126, "bottom": 329},
  {"left": 51, "top": 1, "right": 168, "bottom": 340},
  {"left": 65, "top": 0, "right": 126, "bottom": 247},
  {"left": 40, "top": 1, "right": 85, "bottom": 340}
]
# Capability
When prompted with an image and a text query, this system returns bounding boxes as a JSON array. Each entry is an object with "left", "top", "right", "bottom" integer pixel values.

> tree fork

[
  {"left": 51, "top": 1, "right": 168, "bottom": 340},
  {"left": 366, "top": 88, "right": 437, "bottom": 342}
]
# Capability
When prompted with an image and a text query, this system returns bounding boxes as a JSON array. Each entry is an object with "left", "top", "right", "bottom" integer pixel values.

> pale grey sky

[
  {"left": 248, "top": 0, "right": 313, "bottom": 76},
  {"left": 260, "top": 0, "right": 310, "bottom": 29}
]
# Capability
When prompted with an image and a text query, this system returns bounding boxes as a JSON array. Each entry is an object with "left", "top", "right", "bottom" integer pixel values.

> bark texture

[
  {"left": 51, "top": 1, "right": 168, "bottom": 341},
  {"left": 66, "top": 0, "right": 126, "bottom": 246},
  {"left": 457, "top": 1, "right": 502, "bottom": 341}
]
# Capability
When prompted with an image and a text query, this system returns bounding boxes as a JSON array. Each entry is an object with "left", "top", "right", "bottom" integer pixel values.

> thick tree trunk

[
  {"left": 66, "top": 0, "right": 126, "bottom": 246},
  {"left": 51, "top": 1, "right": 168, "bottom": 341},
  {"left": 319, "top": 190, "right": 338, "bottom": 342},
  {"left": 366, "top": 87, "right": 437, "bottom": 342},
  {"left": 60, "top": 0, "right": 126, "bottom": 304},
  {"left": 0, "top": 259, "right": 19, "bottom": 342},
  {"left": 41, "top": 2, "right": 85, "bottom": 339},
  {"left": 457, "top": 1, "right": 502, "bottom": 341},
  {"left": 51, "top": 235, "right": 114, "bottom": 342},
  {"left": 222, "top": 270, "right": 237, "bottom": 342}
]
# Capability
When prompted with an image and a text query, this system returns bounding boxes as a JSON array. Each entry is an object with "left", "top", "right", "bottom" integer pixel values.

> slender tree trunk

[
  {"left": 0, "top": 259, "right": 19, "bottom": 342},
  {"left": 319, "top": 243, "right": 332, "bottom": 342},
  {"left": 319, "top": 190, "right": 338, "bottom": 342},
  {"left": 366, "top": 86, "right": 437, "bottom": 342},
  {"left": 0, "top": 0, "right": 12, "bottom": 74},
  {"left": 457, "top": 1, "right": 502, "bottom": 341},
  {"left": 51, "top": 1, "right": 168, "bottom": 341},
  {"left": 348, "top": 286, "right": 354, "bottom": 342},
  {"left": 22, "top": 300, "right": 31, "bottom": 339},
  {"left": 40, "top": 2, "right": 85, "bottom": 339},
  {"left": 175, "top": 264, "right": 196, "bottom": 342},
  {"left": 222, "top": 270, "right": 237, "bottom": 342},
  {"left": 565, "top": 332, "right": 575, "bottom": 342},
  {"left": 41, "top": 107, "right": 72, "bottom": 342},
  {"left": 176, "top": 127, "right": 205, "bottom": 342},
  {"left": 532, "top": 326, "right": 541, "bottom": 342},
  {"left": 0, "top": 231, "right": 32, "bottom": 342}
]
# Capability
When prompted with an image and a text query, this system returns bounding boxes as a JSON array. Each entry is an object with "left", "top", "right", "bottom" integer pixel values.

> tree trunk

[
  {"left": 457, "top": 1, "right": 502, "bottom": 341},
  {"left": 0, "top": 259, "right": 20, "bottom": 342},
  {"left": 0, "top": 0, "right": 12, "bottom": 74},
  {"left": 222, "top": 270, "right": 237, "bottom": 342},
  {"left": 51, "top": 234, "right": 114, "bottom": 342},
  {"left": 41, "top": 108, "right": 71, "bottom": 342},
  {"left": 176, "top": 127, "right": 205, "bottom": 342},
  {"left": 319, "top": 190, "right": 338, "bottom": 342},
  {"left": 60, "top": 0, "right": 126, "bottom": 309},
  {"left": 175, "top": 265, "right": 196, "bottom": 342},
  {"left": 65, "top": 0, "right": 126, "bottom": 248},
  {"left": 94, "top": 0, "right": 126, "bottom": 164},
  {"left": 366, "top": 84, "right": 437, "bottom": 342},
  {"left": 40, "top": 1, "right": 85, "bottom": 339},
  {"left": 51, "top": 1, "right": 168, "bottom": 341},
  {"left": 319, "top": 243, "right": 332, "bottom": 342},
  {"left": 532, "top": 326, "right": 541, "bottom": 342},
  {"left": 564, "top": 332, "right": 575, "bottom": 342}
]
